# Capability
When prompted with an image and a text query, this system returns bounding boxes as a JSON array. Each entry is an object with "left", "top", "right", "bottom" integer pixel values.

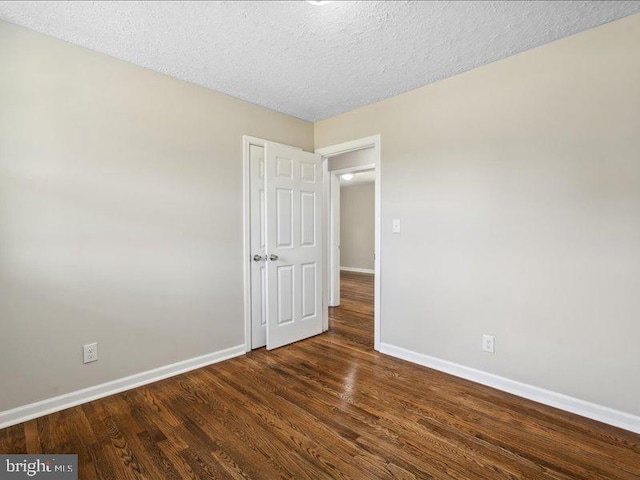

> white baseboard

[
  {"left": 340, "top": 266, "right": 375, "bottom": 274},
  {"left": 0, "top": 344, "right": 246, "bottom": 430},
  {"left": 378, "top": 342, "right": 640, "bottom": 435}
]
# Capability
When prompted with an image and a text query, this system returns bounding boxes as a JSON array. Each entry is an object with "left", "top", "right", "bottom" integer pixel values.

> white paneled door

[{"left": 264, "top": 142, "right": 323, "bottom": 350}]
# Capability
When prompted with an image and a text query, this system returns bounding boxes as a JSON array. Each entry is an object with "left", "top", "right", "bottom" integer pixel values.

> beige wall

[
  {"left": 316, "top": 14, "right": 640, "bottom": 416},
  {"left": 340, "top": 183, "right": 375, "bottom": 271},
  {"left": 0, "top": 20, "right": 313, "bottom": 411}
]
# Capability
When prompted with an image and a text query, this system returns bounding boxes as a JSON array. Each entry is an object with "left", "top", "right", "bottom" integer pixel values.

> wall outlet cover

[
  {"left": 482, "top": 335, "right": 495, "bottom": 353},
  {"left": 83, "top": 343, "right": 98, "bottom": 363}
]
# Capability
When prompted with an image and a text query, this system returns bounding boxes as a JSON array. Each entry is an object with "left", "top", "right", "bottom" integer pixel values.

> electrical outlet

[
  {"left": 482, "top": 335, "right": 495, "bottom": 353},
  {"left": 83, "top": 343, "right": 98, "bottom": 363}
]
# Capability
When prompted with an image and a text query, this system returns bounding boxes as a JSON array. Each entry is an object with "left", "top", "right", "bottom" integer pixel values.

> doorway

[
  {"left": 317, "top": 135, "right": 381, "bottom": 351},
  {"left": 338, "top": 170, "right": 376, "bottom": 278},
  {"left": 328, "top": 159, "right": 376, "bottom": 304}
]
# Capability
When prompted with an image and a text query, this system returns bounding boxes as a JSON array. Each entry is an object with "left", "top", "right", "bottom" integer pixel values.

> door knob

[
  {"left": 269, "top": 254, "right": 279, "bottom": 261},
  {"left": 253, "top": 254, "right": 263, "bottom": 262}
]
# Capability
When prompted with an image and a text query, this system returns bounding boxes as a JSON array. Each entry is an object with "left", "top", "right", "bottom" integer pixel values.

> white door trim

[
  {"left": 329, "top": 173, "right": 341, "bottom": 306},
  {"left": 242, "top": 136, "right": 302, "bottom": 352},
  {"left": 316, "top": 135, "right": 382, "bottom": 351}
]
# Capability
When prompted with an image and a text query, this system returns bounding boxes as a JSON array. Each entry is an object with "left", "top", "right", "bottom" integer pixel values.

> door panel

[
  {"left": 265, "top": 142, "right": 323, "bottom": 350},
  {"left": 301, "top": 162, "right": 316, "bottom": 182},
  {"left": 277, "top": 265, "right": 294, "bottom": 325},
  {"left": 276, "top": 188, "right": 293, "bottom": 247},
  {"left": 276, "top": 157, "right": 293, "bottom": 178},
  {"left": 301, "top": 263, "right": 317, "bottom": 319},
  {"left": 301, "top": 192, "right": 316, "bottom": 246}
]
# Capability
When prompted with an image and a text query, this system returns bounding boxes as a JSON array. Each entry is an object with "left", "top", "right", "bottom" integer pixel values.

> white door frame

[
  {"left": 316, "top": 135, "right": 382, "bottom": 351},
  {"left": 242, "top": 135, "right": 302, "bottom": 352},
  {"left": 328, "top": 163, "right": 376, "bottom": 306}
]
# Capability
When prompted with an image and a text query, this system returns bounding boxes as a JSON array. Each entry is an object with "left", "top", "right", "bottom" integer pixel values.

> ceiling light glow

[
  {"left": 341, "top": 173, "right": 354, "bottom": 181},
  {"left": 306, "top": 1, "right": 332, "bottom": 5}
]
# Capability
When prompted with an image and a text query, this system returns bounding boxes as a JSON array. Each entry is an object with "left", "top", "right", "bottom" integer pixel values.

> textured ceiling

[{"left": 1, "top": 1, "right": 639, "bottom": 122}]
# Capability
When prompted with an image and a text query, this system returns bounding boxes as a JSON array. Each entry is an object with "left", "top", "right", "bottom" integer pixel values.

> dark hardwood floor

[{"left": 1, "top": 271, "right": 639, "bottom": 479}]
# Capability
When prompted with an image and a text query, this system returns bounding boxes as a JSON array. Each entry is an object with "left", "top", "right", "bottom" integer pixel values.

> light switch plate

[{"left": 392, "top": 219, "right": 401, "bottom": 233}]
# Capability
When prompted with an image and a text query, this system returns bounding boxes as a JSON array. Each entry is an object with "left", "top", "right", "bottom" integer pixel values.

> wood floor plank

[
  {"left": 1, "top": 271, "right": 638, "bottom": 479},
  {"left": 22, "top": 420, "right": 41, "bottom": 453}
]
